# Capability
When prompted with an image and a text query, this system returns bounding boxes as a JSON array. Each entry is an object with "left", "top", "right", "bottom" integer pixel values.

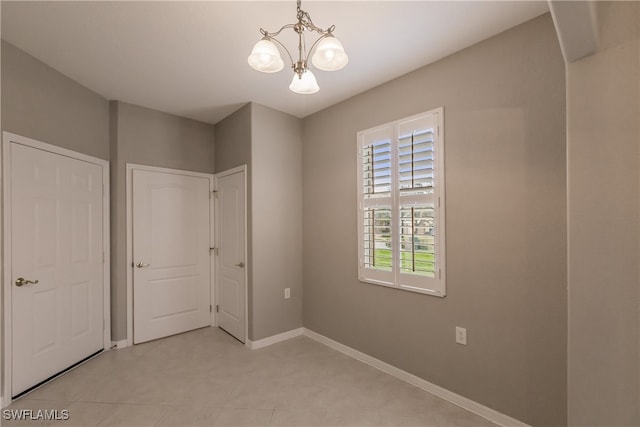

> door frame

[
  {"left": 125, "top": 164, "right": 215, "bottom": 347},
  {"left": 214, "top": 165, "right": 249, "bottom": 345},
  {"left": 1, "top": 132, "right": 111, "bottom": 407}
]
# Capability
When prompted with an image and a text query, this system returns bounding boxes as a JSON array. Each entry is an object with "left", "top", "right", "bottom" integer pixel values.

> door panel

[
  {"left": 70, "top": 282, "right": 91, "bottom": 337},
  {"left": 70, "top": 202, "right": 91, "bottom": 263},
  {"left": 133, "top": 170, "right": 211, "bottom": 344},
  {"left": 149, "top": 276, "right": 199, "bottom": 318},
  {"left": 216, "top": 170, "right": 246, "bottom": 342},
  {"left": 11, "top": 142, "right": 104, "bottom": 396}
]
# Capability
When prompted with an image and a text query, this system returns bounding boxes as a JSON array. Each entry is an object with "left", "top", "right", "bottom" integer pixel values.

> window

[{"left": 357, "top": 108, "right": 445, "bottom": 296}]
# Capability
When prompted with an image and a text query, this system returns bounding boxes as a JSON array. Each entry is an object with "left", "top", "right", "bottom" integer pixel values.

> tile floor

[{"left": 5, "top": 327, "right": 497, "bottom": 426}]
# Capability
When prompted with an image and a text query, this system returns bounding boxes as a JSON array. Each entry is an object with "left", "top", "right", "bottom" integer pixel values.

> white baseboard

[
  {"left": 247, "top": 327, "right": 304, "bottom": 350},
  {"left": 302, "top": 328, "right": 530, "bottom": 427},
  {"left": 110, "top": 339, "right": 128, "bottom": 350}
]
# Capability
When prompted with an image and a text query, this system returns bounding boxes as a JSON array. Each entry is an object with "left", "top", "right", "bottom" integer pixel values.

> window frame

[{"left": 356, "top": 107, "right": 446, "bottom": 297}]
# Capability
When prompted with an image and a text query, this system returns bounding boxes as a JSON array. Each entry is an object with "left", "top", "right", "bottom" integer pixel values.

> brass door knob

[{"left": 15, "top": 277, "right": 39, "bottom": 287}]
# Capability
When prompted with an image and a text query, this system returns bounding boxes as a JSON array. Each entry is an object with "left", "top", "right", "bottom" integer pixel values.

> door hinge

[
  {"left": 210, "top": 304, "right": 212, "bottom": 313},
  {"left": 216, "top": 305, "right": 219, "bottom": 313},
  {"left": 439, "top": 269, "right": 442, "bottom": 279}
]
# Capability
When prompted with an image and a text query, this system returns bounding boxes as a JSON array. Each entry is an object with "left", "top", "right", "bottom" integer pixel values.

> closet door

[
  {"left": 132, "top": 169, "right": 211, "bottom": 344},
  {"left": 10, "top": 141, "right": 105, "bottom": 397}
]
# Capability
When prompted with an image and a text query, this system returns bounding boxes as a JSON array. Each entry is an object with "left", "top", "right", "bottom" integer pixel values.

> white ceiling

[{"left": 1, "top": 1, "right": 549, "bottom": 125}]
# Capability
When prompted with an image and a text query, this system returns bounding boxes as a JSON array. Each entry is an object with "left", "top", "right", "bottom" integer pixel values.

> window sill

[{"left": 357, "top": 276, "right": 446, "bottom": 298}]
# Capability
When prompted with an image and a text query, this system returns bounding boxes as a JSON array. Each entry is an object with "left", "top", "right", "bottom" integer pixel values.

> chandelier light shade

[
  {"left": 247, "top": 39, "right": 284, "bottom": 73},
  {"left": 311, "top": 36, "right": 349, "bottom": 71},
  {"left": 289, "top": 69, "right": 319, "bottom": 94},
  {"left": 247, "top": 0, "right": 348, "bottom": 94}
]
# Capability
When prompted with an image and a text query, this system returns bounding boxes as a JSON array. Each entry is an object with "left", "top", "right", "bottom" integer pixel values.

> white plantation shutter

[
  {"left": 357, "top": 108, "right": 445, "bottom": 296},
  {"left": 399, "top": 205, "right": 436, "bottom": 277},
  {"left": 396, "top": 113, "right": 444, "bottom": 293},
  {"left": 398, "top": 130, "right": 434, "bottom": 194},
  {"left": 362, "top": 207, "right": 392, "bottom": 271},
  {"left": 362, "top": 140, "right": 392, "bottom": 197},
  {"left": 358, "top": 125, "right": 394, "bottom": 285}
]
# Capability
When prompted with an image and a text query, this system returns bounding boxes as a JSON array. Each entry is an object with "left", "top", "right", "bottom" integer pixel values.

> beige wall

[
  {"left": 567, "top": 2, "right": 640, "bottom": 425},
  {"left": 1, "top": 40, "right": 109, "bottom": 160},
  {"left": 215, "top": 103, "right": 303, "bottom": 341},
  {"left": 214, "top": 103, "right": 252, "bottom": 174},
  {"left": 251, "top": 103, "right": 303, "bottom": 340},
  {"left": 302, "top": 14, "right": 566, "bottom": 426},
  {"left": 110, "top": 101, "right": 216, "bottom": 340}
]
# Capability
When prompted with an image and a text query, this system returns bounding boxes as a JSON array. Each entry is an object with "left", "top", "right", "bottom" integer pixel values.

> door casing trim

[
  {"left": 125, "top": 163, "right": 215, "bottom": 347},
  {"left": 2, "top": 132, "right": 111, "bottom": 407},
  {"left": 214, "top": 165, "right": 249, "bottom": 345}
]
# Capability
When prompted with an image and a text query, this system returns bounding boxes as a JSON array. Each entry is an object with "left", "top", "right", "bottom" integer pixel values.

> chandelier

[{"left": 247, "top": 0, "right": 349, "bottom": 94}]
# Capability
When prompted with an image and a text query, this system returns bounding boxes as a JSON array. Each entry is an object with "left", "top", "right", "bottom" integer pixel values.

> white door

[
  {"left": 132, "top": 169, "right": 211, "bottom": 344},
  {"left": 10, "top": 142, "right": 104, "bottom": 397},
  {"left": 215, "top": 168, "right": 246, "bottom": 342}
]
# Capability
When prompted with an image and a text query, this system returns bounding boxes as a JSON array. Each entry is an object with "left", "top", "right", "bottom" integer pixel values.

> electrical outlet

[
  {"left": 284, "top": 288, "right": 291, "bottom": 299},
  {"left": 455, "top": 327, "right": 467, "bottom": 345}
]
